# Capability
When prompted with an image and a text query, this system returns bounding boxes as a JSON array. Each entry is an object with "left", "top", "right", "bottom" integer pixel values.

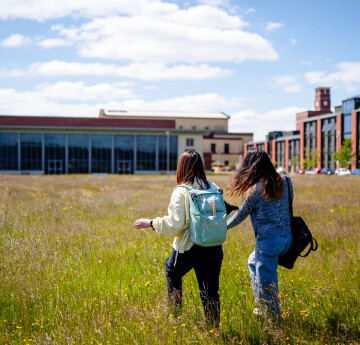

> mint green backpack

[{"left": 179, "top": 184, "right": 227, "bottom": 247}]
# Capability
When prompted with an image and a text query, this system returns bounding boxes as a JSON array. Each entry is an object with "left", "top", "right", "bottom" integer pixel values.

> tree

[
  {"left": 332, "top": 138, "right": 354, "bottom": 168},
  {"left": 302, "top": 147, "right": 319, "bottom": 170},
  {"left": 290, "top": 156, "right": 299, "bottom": 172}
]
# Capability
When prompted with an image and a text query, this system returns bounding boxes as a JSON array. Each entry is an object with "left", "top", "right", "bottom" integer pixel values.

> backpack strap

[
  {"left": 285, "top": 176, "right": 293, "bottom": 218},
  {"left": 177, "top": 184, "right": 194, "bottom": 190},
  {"left": 285, "top": 176, "right": 318, "bottom": 256}
]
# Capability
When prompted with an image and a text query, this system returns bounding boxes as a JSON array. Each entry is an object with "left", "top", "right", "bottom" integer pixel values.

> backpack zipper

[{"left": 207, "top": 221, "right": 227, "bottom": 226}]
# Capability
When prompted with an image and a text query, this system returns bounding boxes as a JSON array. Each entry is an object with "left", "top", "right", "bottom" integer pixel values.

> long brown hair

[
  {"left": 177, "top": 151, "right": 209, "bottom": 188},
  {"left": 227, "top": 148, "right": 283, "bottom": 200}
]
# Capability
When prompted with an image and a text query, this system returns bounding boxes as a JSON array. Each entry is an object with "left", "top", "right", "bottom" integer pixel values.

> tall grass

[{"left": 0, "top": 174, "right": 359, "bottom": 344}]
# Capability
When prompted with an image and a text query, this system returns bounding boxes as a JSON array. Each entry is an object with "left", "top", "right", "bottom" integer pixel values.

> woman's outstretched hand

[{"left": 133, "top": 218, "right": 151, "bottom": 229}]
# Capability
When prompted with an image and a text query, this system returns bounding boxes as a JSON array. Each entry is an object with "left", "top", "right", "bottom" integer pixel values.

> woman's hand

[{"left": 132, "top": 218, "right": 151, "bottom": 229}]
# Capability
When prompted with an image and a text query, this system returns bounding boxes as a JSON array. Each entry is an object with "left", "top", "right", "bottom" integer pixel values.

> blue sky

[{"left": 0, "top": 0, "right": 359, "bottom": 140}]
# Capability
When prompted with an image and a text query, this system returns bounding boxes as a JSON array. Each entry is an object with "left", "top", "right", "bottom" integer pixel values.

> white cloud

[
  {"left": 0, "top": 2, "right": 278, "bottom": 65},
  {"left": 305, "top": 61, "right": 360, "bottom": 92},
  {"left": 290, "top": 38, "right": 296, "bottom": 45},
  {"left": 0, "top": 84, "right": 240, "bottom": 117},
  {"left": 54, "top": 14, "right": 277, "bottom": 63},
  {"left": 37, "top": 38, "right": 71, "bottom": 48},
  {"left": 196, "top": 0, "right": 230, "bottom": 7},
  {"left": 0, "top": 0, "right": 162, "bottom": 21},
  {"left": 265, "top": 22, "right": 284, "bottom": 32},
  {"left": 244, "top": 8, "right": 255, "bottom": 15},
  {"left": 229, "top": 106, "right": 305, "bottom": 141},
  {"left": 163, "top": 5, "right": 248, "bottom": 29},
  {"left": 1, "top": 34, "right": 31, "bottom": 47},
  {"left": 132, "top": 93, "right": 241, "bottom": 112},
  {"left": 34, "top": 81, "right": 137, "bottom": 101},
  {"left": 273, "top": 75, "right": 301, "bottom": 93},
  {"left": 4, "top": 60, "right": 233, "bottom": 81},
  {"left": 0, "top": 81, "right": 138, "bottom": 116}
]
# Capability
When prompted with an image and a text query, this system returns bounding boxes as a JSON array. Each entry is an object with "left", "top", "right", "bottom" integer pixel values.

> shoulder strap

[
  {"left": 176, "top": 184, "right": 195, "bottom": 190},
  {"left": 285, "top": 176, "right": 293, "bottom": 218}
]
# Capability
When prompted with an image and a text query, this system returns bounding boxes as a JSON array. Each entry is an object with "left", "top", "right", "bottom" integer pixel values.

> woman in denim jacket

[{"left": 227, "top": 148, "right": 293, "bottom": 317}]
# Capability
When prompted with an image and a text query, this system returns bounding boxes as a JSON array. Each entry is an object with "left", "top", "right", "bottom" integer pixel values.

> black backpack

[{"left": 278, "top": 177, "right": 318, "bottom": 269}]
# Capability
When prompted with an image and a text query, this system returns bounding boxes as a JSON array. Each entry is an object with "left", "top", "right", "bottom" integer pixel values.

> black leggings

[{"left": 165, "top": 245, "right": 223, "bottom": 326}]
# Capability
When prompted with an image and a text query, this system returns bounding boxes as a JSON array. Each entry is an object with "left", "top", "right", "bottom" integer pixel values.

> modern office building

[
  {"left": 0, "top": 110, "right": 252, "bottom": 174},
  {"left": 100, "top": 109, "right": 253, "bottom": 171},
  {"left": 245, "top": 88, "right": 360, "bottom": 171}
]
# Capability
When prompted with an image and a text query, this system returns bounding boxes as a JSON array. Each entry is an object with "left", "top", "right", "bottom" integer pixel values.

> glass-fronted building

[
  {"left": 0, "top": 116, "right": 204, "bottom": 174},
  {"left": 244, "top": 92, "right": 360, "bottom": 172}
]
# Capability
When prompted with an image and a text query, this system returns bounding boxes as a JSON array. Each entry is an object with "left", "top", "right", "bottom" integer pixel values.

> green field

[{"left": 1, "top": 174, "right": 359, "bottom": 344}]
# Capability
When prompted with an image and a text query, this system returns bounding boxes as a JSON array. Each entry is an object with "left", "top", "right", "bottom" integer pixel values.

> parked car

[
  {"left": 351, "top": 168, "right": 360, "bottom": 175},
  {"left": 321, "top": 168, "right": 335, "bottom": 175},
  {"left": 295, "top": 168, "right": 306, "bottom": 175},
  {"left": 336, "top": 168, "right": 351, "bottom": 176},
  {"left": 305, "top": 170, "right": 315, "bottom": 175},
  {"left": 305, "top": 168, "right": 321, "bottom": 175},
  {"left": 276, "top": 167, "right": 286, "bottom": 174}
]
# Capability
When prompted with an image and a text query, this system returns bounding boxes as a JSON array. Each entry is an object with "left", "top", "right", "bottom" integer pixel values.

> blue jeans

[
  {"left": 248, "top": 234, "right": 292, "bottom": 316},
  {"left": 165, "top": 245, "right": 223, "bottom": 326}
]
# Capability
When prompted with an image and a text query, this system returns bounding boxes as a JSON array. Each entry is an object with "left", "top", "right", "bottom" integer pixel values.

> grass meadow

[{"left": 0, "top": 174, "right": 359, "bottom": 345}]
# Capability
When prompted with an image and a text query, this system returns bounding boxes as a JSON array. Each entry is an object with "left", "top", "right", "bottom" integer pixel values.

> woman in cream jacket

[{"left": 133, "top": 151, "right": 223, "bottom": 327}]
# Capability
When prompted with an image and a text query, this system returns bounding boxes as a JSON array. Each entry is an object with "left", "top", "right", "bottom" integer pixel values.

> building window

[
  {"left": 358, "top": 114, "right": 360, "bottom": 168},
  {"left": 68, "top": 134, "right": 89, "bottom": 174},
  {"left": 21, "top": 133, "right": 42, "bottom": 170},
  {"left": 289, "top": 139, "right": 300, "bottom": 171},
  {"left": 224, "top": 143, "right": 229, "bottom": 154},
  {"left": 225, "top": 160, "right": 229, "bottom": 166},
  {"left": 276, "top": 141, "right": 285, "bottom": 168},
  {"left": 268, "top": 142, "right": 273, "bottom": 160},
  {"left": 192, "top": 126, "right": 196, "bottom": 130},
  {"left": 136, "top": 135, "right": 156, "bottom": 171},
  {"left": 179, "top": 126, "right": 183, "bottom": 129},
  {"left": 321, "top": 117, "right": 336, "bottom": 170},
  {"left": 45, "top": 134, "right": 65, "bottom": 174},
  {"left": 115, "top": 135, "right": 134, "bottom": 174},
  {"left": 343, "top": 114, "right": 352, "bottom": 139},
  {"left": 159, "top": 135, "right": 178, "bottom": 171},
  {"left": 186, "top": 138, "right": 194, "bottom": 146},
  {"left": 0, "top": 133, "right": 18, "bottom": 170},
  {"left": 91, "top": 135, "right": 112, "bottom": 173},
  {"left": 205, "top": 127, "right": 209, "bottom": 130},
  {"left": 305, "top": 121, "right": 317, "bottom": 154},
  {"left": 211, "top": 143, "right": 216, "bottom": 154}
]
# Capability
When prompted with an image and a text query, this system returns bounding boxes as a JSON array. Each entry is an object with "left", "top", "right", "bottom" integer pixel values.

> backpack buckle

[{"left": 190, "top": 192, "right": 197, "bottom": 199}]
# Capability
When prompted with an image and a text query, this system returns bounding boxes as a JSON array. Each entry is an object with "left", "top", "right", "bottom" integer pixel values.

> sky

[{"left": 0, "top": 0, "right": 360, "bottom": 141}]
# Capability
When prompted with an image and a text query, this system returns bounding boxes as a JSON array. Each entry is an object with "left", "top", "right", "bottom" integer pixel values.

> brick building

[{"left": 245, "top": 88, "right": 360, "bottom": 172}]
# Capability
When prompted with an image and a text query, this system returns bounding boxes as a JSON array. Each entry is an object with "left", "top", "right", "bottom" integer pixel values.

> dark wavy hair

[
  {"left": 226, "top": 148, "right": 284, "bottom": 201},
  {"left": 177, "top": 150, "right": 209, "bottom": 188}
]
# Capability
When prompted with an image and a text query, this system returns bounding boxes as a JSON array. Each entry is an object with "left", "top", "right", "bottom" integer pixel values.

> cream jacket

[{"left": 152, "top": 179, "right": 219, "bottom": 253}]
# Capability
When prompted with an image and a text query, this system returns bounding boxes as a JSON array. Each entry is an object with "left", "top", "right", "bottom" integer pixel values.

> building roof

[
  {"left": 301, "top": 111, "right": 341, "bottom": 122},
  {"left": 0, "top": 115, "right": 176, "bottom": 130},
  {"left": 204, "top": 131, "right": 253, "bottom": 139},
  {"left": 100, "top": 109, "right": 230, "bottom": 120},
  {"left": 315, "top": 87, "right": 330, "bottom": 91},
  {"left": 342, "top": 95, "right": 360, "bottom": 102},
  {"left": 246, "top": 133, "right": 300, "bottom": 145}
]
